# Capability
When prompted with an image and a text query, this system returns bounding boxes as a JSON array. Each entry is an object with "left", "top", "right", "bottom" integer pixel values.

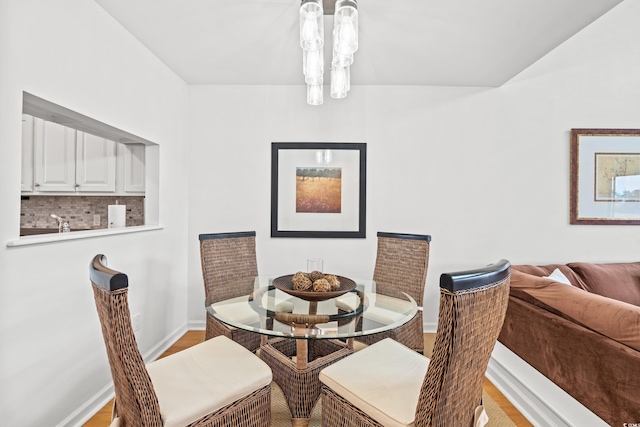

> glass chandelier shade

[
  {"left": 330, "top": 64, "right": 349, "bottom": 99},
  {"left": 300, "top": 0, "right": 324, "bottom": 50},
  {"left": 333, "top": 0, "right": 358, "bottom": 56},
  {"left": 300, "top": 0, "right": 357, "bottom": 105},
  {"left": 300, "top": 0, "right": 324, "bottom": 105},
  {"left": 303, "top": 48, "right": 324, "bottom": 85},
  {"left": 307, "top": 83, "right": 323, "bottom": 105},
  {"left": 332, "top": 50, "right": 353, "bottom": 68}
]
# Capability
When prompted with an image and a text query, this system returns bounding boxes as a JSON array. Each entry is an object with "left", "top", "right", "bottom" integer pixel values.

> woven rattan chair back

[
  {"left": 359, "top": 232, "right": 431, "bottom": 352},
  {"left": 90, "top": 254, "right": 163, "bottom": 427},
  {"left": 414, "top": 259, "right": 511, "bottom": 427},
  {"left": 372, "top": 232, "right": 431, "bottom": 303},
  {"left": 199, "top": 232, "right": 261, "bottom": 349}
]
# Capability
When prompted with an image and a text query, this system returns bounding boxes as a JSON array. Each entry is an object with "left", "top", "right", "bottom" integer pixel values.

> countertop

[{"left": 19, "top": 228, "right": 92, "bottom": 236}]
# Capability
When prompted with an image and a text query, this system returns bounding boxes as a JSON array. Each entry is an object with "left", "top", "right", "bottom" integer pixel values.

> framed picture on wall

[
  {"left": 271, "top": 142, "right": 366, "bottom": 238},
  {"left": 570, "top": 129, "right": 640, "bottom": 225}
]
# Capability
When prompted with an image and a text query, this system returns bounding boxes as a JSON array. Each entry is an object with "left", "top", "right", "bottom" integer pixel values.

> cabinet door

[
  {"left": 123, "top": 144, "right": 145, "bottom": 193},
  {"left": 21, "top": 114, "right": 34, "bottom": 192},
  {"left": 76, "top": 132, "right": 116, "bottom": 192},
  {"left": 33, "top": 118, "right": 76, "bottom": 192}
]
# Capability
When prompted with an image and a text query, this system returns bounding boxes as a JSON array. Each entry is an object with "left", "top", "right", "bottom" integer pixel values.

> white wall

[
  {"left": 0, "top": 1, "right": 190, "bottom": 425},
  {"left": 0, "top": 0, "right": 637, "bottom": 425},
  {"left": 187, "top": 0, "right": 640, "bottom": 332}
]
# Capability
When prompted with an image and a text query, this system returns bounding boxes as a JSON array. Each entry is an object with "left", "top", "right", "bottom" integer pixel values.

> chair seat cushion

[
  {"left": 319, "top": 338, "right": 429, "bottom": 427},
  {"left": 337, "top": 294, "right": 417, "bottom": 326},
  {"left": 335, "top": 293, "right": 361, "bottom": 312},
  {"left": 211, "top": 299, "right": 294, "bottom": 327},
  {"left": 146, "top": 335, "right": 272, "bottom": 427}
]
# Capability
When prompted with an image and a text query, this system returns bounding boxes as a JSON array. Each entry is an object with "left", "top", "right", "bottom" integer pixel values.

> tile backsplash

[{"left": 20, "top": 196, "right": 144, "bottom": 230}]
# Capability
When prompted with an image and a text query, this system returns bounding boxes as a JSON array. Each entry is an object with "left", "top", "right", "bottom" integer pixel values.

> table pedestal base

[
  {"left": 259, "top": 338, "right": 352, "bottom": 425},
  {"left": 291, "top": 418, "right": 311, "bottom": 427}
]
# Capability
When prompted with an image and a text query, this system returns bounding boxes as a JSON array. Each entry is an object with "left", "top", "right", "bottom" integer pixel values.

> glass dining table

[{"left": 206, "top": 275, "right": 418, "bottom": 427}]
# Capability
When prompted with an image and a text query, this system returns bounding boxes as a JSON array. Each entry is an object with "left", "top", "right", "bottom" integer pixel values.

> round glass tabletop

[{"left": 207, "top": 276, "right": 418, "bottom": 339}]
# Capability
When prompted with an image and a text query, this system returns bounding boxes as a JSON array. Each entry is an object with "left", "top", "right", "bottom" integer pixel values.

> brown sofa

[{"left": 498, "top": 261, "right": 640, "bottom": 426}]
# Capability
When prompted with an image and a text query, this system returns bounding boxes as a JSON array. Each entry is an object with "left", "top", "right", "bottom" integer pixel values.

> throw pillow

[{"left": 545, "top": 268, "right": 572, "bottom": 286}]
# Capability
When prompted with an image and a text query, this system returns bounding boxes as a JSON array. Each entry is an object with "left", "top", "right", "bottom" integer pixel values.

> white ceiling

[{"left": 94, "top": 0, "right": 623, "bottom": 87}]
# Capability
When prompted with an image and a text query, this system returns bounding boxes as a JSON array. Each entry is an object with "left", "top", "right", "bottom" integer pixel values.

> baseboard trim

[
  {"left": 141, "top": 324, "right": 189, "bottom": 363},
  {"left": 188, "top": 319, "right": 206, "bottom": 331},
  {"left": 58, "top": 324, "right": 189, "bottom": 427},
  {"left": 486, "top": 342, "right": 608, "bottom": 427},
  {"left": 55, "top": 383, "right": 115, "bottom": 427},
  {"left": 423, "top": 321, "right": 437, "bottom": 332}
]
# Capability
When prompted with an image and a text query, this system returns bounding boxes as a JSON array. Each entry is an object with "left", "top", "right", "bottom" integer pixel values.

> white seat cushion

[
  {"left": 335, "top": 293, "right": 362, "bottom": 312},
  {"left": 211, "top": 299, "right": 293, "bottom": 327},
  {"left": 338, "top": 294, "right": 417, "bottom": 326},
  {"left": 211, "top": 297, "right": 294, "bottom": 337},
  {"left": 146, "top": 335, "right": 272, "bottom": 427},
  {"left": 211, "top": 300, "right": 260, "bottom": 325},
  {"left": 273, "top": 299, "right": 295, "bottom": 313},
  {"left": 319, "top": 338, "right": 429, "bottom": 427}
]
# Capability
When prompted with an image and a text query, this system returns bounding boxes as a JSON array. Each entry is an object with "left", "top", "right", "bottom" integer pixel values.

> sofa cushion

[
  {"left": 568, "top": 262, "right": 640, "bottom": 307},
  {"left": 513, "top": 264, "right": 586, "bottom": 289},
  {"left": 510, "top": 270, "right": 640, "bottom": 352}
]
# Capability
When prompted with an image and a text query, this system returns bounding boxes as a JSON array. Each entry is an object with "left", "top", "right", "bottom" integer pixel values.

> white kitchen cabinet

[
  {"left": 33, "top": 117, "right": 77, "bottom": 192},
  {"left": 21, "top": 114, "right": 34, "bottom": 192},
  {"left": 75, "top": 131, "right": 116, "bottom": 192},
  {"left": 116, "top": 143, "right": 145, "bottom": 193},
  {"left": 123, "top": 143, "right": 145, "bottom": 193},
  {"left": 24, "top": 117, "right": 143, "bottom": 195}
]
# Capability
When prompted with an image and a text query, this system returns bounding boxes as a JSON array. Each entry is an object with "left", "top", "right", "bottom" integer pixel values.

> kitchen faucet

[{"left": 50, "top": 214, "right": 70, "bottom": 233}]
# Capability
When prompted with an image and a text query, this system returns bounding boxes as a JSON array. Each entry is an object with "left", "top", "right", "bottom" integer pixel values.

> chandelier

[{"left": 300, "top": 0, "right": 358, "bottom": 105}]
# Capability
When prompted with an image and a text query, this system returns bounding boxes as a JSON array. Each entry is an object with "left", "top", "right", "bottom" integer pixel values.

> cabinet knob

[{"left": 34, "top": 183, "right": 40, "bottom": 187}]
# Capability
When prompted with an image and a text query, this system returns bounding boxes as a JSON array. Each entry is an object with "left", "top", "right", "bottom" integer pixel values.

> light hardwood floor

[{"left": 83, "top": 331, "right": 532, "bottom": 426}]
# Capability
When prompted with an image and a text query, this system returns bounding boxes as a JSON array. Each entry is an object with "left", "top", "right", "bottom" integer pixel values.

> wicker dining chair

[
  {"left": 355, "top": 232, "right": 431, "bottom": 353},
  {"left": 90, "top": 254, "right": 272, "bottom": 427},
  {"left": 199, "top": 231, "right": 262, "bottom": 351},
  {"left": 319, "top": 259, "right": 511, "bottom": 427}
]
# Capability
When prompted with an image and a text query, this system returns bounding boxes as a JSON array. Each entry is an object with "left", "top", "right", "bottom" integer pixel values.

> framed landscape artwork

[
  {"left": 570, "top": 129, "right": 640, "bottom": 225},
  {"left": 271, "top": 142, "right": 366, "bottom": 238}
]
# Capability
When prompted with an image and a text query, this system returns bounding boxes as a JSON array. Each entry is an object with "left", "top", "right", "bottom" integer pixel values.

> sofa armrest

[
  {"left": 498, "top": 295, "right": 640, "bottom": 425},
  {"left": 510, "top": 270, "right": 640, "bottom": 351}
]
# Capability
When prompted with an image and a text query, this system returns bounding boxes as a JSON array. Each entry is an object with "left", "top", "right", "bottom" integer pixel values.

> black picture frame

[{"left": 271, "top": 142, "right": 366, "bottom": 238}]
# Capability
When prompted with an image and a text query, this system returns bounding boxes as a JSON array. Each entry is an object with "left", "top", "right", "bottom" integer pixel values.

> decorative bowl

[{"left": 272, "top": 274, "right": 357, "bottom": 302}]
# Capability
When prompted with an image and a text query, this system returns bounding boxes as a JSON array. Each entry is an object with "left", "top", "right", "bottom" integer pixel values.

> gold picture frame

[{"left": 570, "top": 129, "right": 640, "bottom": 225}]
